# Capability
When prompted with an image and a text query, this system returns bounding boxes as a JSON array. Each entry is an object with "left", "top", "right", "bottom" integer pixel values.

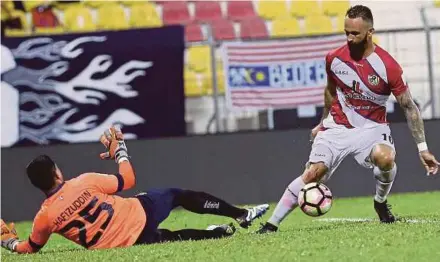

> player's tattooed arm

[
  {"left": 320, "top": 75, "right": 337, "bottom": 123},
  {"left": 396, "top": 90, "right": 425, "bottom": 144}
]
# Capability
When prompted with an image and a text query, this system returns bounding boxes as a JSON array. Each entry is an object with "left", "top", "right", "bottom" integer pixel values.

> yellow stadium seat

[
  {"left": 64, "top": 6, "right": 96, "bottom": 32},
  {"left": 257, "top": 0, "right": 289, "bottom": 20},
  {"left": 184, "top": 69, "right": 204, "bottom": 97},
  {"left": 53, "top": 1, "right": 81, "bottom": 10},
  {"left": 322, "top": 1, "right": 350, "bottom": 16},
  {"left": 129, "top": 3, "right": 162, "bottom": 28},
  {"left": 336, "top": 15, "right": 345, "bottom": 32},
  {"left": 97, "top": 4, "right": 129, "bottom": 30},
  {"left": 271, "top": 18, "right": 301, "bottom": 37},
  {"left": 83, "top": 0, "right": 110, "bottom": 8},
  {"left": 34, "top": 26, "right": 65, "bottom": 35},
  {"left": 204, "top": 61, "right": 226, "bottom": 95},
  {"left": 1, "top": 1, "right": 14, "bottom": 20},
  {"left": 304, "top": 15, "right": 333, "bottom": 35},
  {"left": 4, "top": 29, "right": 32, "bottom": 37},
  {"left": 6, "top": 10, "right": 29, "bottom": 30},
  {"left": 120, "top": 0, "right": 150, "bottom": 6},
  {"left": 187, "top": 46, "right": 212, "bottom": 73},
  {"left": 290, "top": 1, "right": 322, "bottom": 17}
]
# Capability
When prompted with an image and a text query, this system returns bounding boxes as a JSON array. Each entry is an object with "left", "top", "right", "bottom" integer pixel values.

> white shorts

[{"left": 308, "top": 124, "right": 395, "bottom": 181}]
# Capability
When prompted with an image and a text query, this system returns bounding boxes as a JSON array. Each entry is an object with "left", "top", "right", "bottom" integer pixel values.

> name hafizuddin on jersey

[{"left": 53, "top": 190, "right": 92, "bottom": 227}]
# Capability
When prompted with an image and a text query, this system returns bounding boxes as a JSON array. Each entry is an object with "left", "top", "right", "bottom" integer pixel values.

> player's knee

[
  {"left": 301, "top": 162, "right": 328, "bottom": 183},
  {"left": 371, "top": 145, "right": 395, "bottom": 171}
]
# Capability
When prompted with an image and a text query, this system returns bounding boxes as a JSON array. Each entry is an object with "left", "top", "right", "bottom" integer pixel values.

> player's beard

[{"left": 348, "top": 34, "right": 368, "bottom": 60}]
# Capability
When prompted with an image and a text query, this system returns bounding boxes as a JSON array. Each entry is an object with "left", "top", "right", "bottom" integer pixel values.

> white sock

[
  {"left": 268, "top": 176, "right": 305, "bottom": 227},
  {"left": 373, "top": 165, "right": 397, "bottom": 203}
]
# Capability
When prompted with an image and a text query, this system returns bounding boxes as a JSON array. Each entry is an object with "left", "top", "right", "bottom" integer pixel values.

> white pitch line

[{"left": 315, "top": 218, "right": 439, "bottom": 223}]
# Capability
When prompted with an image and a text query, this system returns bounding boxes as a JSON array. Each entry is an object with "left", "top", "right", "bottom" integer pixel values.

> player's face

[{"left": 344, "top": 17, "right": 373, "bottom": 58}]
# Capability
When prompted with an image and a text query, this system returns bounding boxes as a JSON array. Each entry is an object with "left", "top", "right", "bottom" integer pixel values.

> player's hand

[
  {"left": 1, "top": 219, "right": 19, "bottom": 251},
  {"left": 99, "top": 126, "right": 129, "bottom": 163},
  {"left": 419, "top": 151, "right": 439, "bottom": 176},
  {"left": 310, "top": 123, "right": 322, "bottom": 143}
]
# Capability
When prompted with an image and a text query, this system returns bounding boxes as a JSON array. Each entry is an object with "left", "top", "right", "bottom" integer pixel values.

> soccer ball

[{"left": 298, "top": 182, "right": 333, "bottom": 217}]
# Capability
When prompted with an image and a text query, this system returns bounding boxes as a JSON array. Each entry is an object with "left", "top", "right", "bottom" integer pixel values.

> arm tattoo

[
  {"left": 320, "top": 82, "right": 336, "bottom": 123},
  {"left": 396, "top": 90, "right": 426, "bottom": 144}
]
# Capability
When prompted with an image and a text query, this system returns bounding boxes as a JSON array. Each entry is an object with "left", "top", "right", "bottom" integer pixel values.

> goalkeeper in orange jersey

[{"left": 1, "top": 126, "right": 269, "bottom": 253}]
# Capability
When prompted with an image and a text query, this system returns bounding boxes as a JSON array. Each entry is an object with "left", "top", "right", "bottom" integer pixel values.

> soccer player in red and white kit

[{"left": 257, "top": 5, "right": 439, "bottom": 233}]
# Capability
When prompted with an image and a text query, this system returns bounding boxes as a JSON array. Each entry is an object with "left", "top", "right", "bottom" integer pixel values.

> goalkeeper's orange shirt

[{"left": 27, "top": 173, "right": 146, "bottom": 250}]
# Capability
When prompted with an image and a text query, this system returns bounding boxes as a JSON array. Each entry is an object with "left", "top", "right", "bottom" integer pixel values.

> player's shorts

[
  {"left": 134, "top": 188, "right": 183, "bottom": 245},
  {"left": 308, "top": 124, "right": 395, "bottom": 181}
]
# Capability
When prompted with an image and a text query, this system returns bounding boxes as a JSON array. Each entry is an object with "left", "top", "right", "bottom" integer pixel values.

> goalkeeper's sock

[
  {"left": 267, "top": 176, "right": 305, "bottom": 227},
  {"left": 373, "top": 165, "right": 396, "bottom": 203},
  {"left": 175, "top": 190, "right": 247, "bottom": 219}
]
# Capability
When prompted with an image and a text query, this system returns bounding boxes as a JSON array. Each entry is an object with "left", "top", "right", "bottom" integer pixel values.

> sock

[
  {"left": 175, "top": 190, "right": 247, "bottom": 219},
  {"left": 267, "top": 176, "right": 305, "bottom": 227},
  {"left": 373, "top": 164, "right": 397, "bottom": 203},
  {"left": 158, "top": 228, "right": 228, "bottom": 243}
]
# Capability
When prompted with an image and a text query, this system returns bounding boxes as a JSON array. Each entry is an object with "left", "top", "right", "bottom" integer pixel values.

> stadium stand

[
  {"left": 185, "top": 23, "right": 204, "bottom": 42},
  {"left": 322, "top": 0, "right": 350, "bottom": 16},
  {"left": 257, "top": 0, "right": 289, "bottom": 20},
  {"left": 162, "top": 1, "right": 191, "bottom": 25},
  {"left": 194, "top": 1, "right": 223, "bottom": 23},
  {"left": 304, "top": 15, "right": 334, "bottom": 35},
  {"left": 270, "top": 18, "right": 301, "bottom": 37},
  {"left": 290, "top": 1, "right": 322, "bottom": 17},
  {"left": 129, "top": 3, "right": 163, "bottom": 28},
  {"left": 210, "top": 18, "right": 236, "bottom": 40},
  {"left": 239, "top": 17, "right": 269, "bottom": 39},
  {"left": 64, "top": 5, "right": 96, "bottom": 32},
  {"left": 96, "top": 4, "right": 129, "bottom": 30},
  {"left": 227, "top": 1, "right": 257, "bottom": 21},
  {"left": 187, "top": 45, "right": 212, "bottom": 73}
]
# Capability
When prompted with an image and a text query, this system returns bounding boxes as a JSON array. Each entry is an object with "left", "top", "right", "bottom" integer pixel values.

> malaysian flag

[{"left": 222, "top": 35, "right": 346, "bottom": 110}]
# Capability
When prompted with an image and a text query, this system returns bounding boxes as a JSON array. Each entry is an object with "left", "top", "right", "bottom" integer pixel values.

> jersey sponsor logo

[
  {"left": 368, "top": 75, "right": 380, "bottom": 86},
  {"left": 334, "top": 69, "right": 349, "bottom": 76},
  {"left": 344, "top": 92, "right": 377, "bottom": 101},
  {"left": 53, "top": 190, "right": 92, "bottom": 227},
  {"left": 204, "top": 201, "right": 220, "bottom": 209},
  {"left": 314, "top": 153, "right": 326, "bottom": 157},
  {"left": 344, "top": 80, "right": 377, "bottom": 102}
]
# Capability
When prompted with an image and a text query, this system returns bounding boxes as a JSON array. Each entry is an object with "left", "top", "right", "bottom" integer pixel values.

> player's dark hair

[
  {"left": 346, "top": 5, "right": 374, "bottom": 26},
  {"left": 26, "top": 155, "right": 57, "bottom": 191}
]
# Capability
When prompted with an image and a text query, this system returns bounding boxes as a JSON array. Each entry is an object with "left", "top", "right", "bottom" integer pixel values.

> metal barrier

[{"left": 184, "top": 7, "right": 440, "bottom": 135}]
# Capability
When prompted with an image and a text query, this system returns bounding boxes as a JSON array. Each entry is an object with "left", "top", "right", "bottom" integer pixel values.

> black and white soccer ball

[{"left": 298, "top": 182, "right": 333, "bottom": 217}]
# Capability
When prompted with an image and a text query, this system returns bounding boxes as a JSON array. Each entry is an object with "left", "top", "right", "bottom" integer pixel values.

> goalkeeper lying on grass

[{"left": 1, "top": 126, "right": 269, "bottom": 253}]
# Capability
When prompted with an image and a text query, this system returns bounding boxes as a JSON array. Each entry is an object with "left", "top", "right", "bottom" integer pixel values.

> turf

[{"left": 2, "top": 191, "right": 440, "bottom": 262}]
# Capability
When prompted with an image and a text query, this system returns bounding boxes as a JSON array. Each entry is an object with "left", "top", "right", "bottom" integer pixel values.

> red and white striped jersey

[{"left": 323, "top": 44, "right": 408, "bottom": 129}]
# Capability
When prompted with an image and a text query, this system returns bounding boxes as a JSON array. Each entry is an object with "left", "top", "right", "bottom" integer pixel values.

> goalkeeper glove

[
  {"left": 99, "top": 126, "right": 129, "bottom": 163},
  {"left": 1, "top": 219, "right": 19, "bottom": 251}
]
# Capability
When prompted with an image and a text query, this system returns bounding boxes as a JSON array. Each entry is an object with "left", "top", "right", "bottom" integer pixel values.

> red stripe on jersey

[
  {"left": 331, "top": 72, "right": 387, "bottom": 124},
  {"left": 330, "top": 97, "right": 354, "bottom": 128},
  {"left": 336, "top": 57, "right": 389, "bottom": 96}
]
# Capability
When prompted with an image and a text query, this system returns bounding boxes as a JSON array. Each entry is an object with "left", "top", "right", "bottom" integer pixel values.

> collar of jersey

[{"left": 46, "top": 182, "right": 65, "bottom": 198}]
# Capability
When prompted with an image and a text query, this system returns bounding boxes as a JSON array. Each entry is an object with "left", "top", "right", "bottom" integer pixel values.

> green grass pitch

[{"left": 2, "top": 191, "right": 440, "bottom": 262}]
